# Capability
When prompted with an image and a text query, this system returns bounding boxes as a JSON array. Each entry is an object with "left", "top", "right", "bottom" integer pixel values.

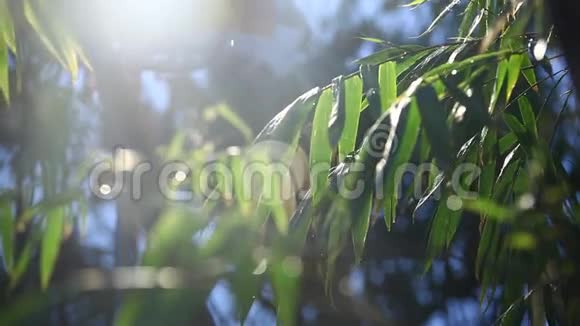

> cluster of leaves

[
  {"left": 0, "top": 0, "right": 88, "bottom": 103},
  {"left": 1, "top": 0, "right": 579, "bottom": 325}
]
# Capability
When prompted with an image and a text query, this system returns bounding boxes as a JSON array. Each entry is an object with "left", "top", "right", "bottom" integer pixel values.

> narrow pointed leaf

[
  {"left": 254, "top": 87, "right": 320, "bottom": 145},
  {"left": 505, "top": 54, "right": 524, "bottom": 101},
  {"left": 517, "top": 96, "right": 538, "bottom": 139},
  {"left": 309, "top": 89, "right": 333, "bottom": 205},
  {"left": 0, "top": 44, "right": 8, "bottom": 103},
  {"left": 338, "top": 75, "right": 363, "bottom": 161},
  {"left": 521, "top": 55, "right": 538, "bottom": 90},
  {"left": 0, "top": 0, "right": 16, "bottom": 53},
  {"left": 0, "top": 198, "right": 13, "bottom": 271},
  {"left": 416, "top": 86, "right": 452, "bottom": 171},
  {"left": 270, "top": 255, "right": 301, "bottom": 326},
  {"left": 328, "top": 76, "right": 346, "bottom": 148},
  {"left": 378, "top": 61, "right": 397, "bottom": 112},
  {"left": 41, "top": 206, "right": 65, "bottom": 289},
  {"left": 382, "top": 98, "right": 421, "bottom": 229},
  {"left": 416, "top": 0, "right": 461, "bottom": 38}
]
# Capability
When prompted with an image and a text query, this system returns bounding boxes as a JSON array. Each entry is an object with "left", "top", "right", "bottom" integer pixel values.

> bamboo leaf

[
  {"left": 424, "top": 191, "right": 462, "bottom": 271},
  {"left": 416, "top": 0, "right": 461, "bottom": 38},
  {"left": 521, "top": 54, "right": 538, "bottom": 90},
  {"left": 499, "top": 132, "right": 518, "bottom": 155},
  {"left": 338, "top": 75, "right": 363, "bottom": 161},
  {"left": 23, "top": 0, "right": 66, "bottom": 67},
  {"left": 309, "top": 89, "right": 333, "bottom": 206},
  {"left": 328, "top": 76, "right": 346, "bottom": 148},
  {"left": 255, "top": 87, "right": 320, "bottom": 146},
  {"left": 458, "top": 1, "right": 481, "bottom": 39},
  {"left": 403, "top": 0, "right": 430, "bottom": 8},
  {"left": 463, "top": 199, "right": 517, "bottom": 221},
  {"left": 41, "top": 206, "right": 65, "bottom": 289},
  {"left": 351, "top": 188, "right": 373, "bottom": 263},
  {"left": 505, "top": 54, "right": 524, "bottom": 102},
  {"left": 504, "top": 113, "right": 532, "bottom": 154},
  {"left": 382, "top": 98, "right": 421, "bottom": 229},
  {"left": 0, "top": 0, "right": 16, "bottom": 53},
  {"left": 270, "top": 254, "right": 301, "bottom": 326},
  {"left": 354, "top": 45, "right": 425, "bottom": 65},
  {"left": 424, "top": 50, "right": 514, "bottom": 83},
  {"left": 378, "top": 61, "right": 397, "bottom": 112},
  {"left": 0, "top": 43, "right": 8, "bottom": 104},
  {"left": 517, "top": 96, "right": 538, "bottom": 139},
  {"left": 0, "top": 198, "right": 13, "bottom": 272},
  {"left": 416, "top": 86, "right": 453, "bottom": 171},
  {"left": 9, "top": 236, "right": 35, "bottom": 290},
  {"left": 205, "top": 103, "right": 254, "bottom": 144}
]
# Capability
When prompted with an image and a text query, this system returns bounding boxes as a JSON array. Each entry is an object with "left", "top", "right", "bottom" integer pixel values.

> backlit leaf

[
  {"left": 378, "top": 61, "right": 397, "bottom": 112},
  {"left": 41, "top": 206, "right": 65, "bottom": 289},
  {"left": 338, "top": 75, "right": 363, "bottom": 161},
  {"left": 309, "top": 89, "right": 333, "bottom": 205},
  {"left": 382, "top": 97, "right": 421, "bottom": 229},
  {"left": 0, "top": 198, "right": 13, "bottom": 272}
]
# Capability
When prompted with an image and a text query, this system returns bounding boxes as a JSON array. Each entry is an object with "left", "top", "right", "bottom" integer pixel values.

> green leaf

[
  {"left": 396, "top": 50, "right": 434, "bottom": 77},
  {"left": 382, "top": 97, "right": 421, "bottom": 229},
  {"left": 328, "top": 76, "right": 346, "bottom": 148},
  {"left": 463, "top": 199, "right": 517, "bottom": 221},
  {"left": 0, "top": 0, "right": 16, "bottom": 53},
  {"left": 416, "top": 86, "right": 453, "bottom": 171},
  {"left": 270, "top": 254, "right": 302, "bottom": 326},
  {"left": 309, "top": 89, "right": 333, "bottom": 205},
  {"left": 9, "top": 240, "right": 33, "bottom": 290},
  {"left": 144, "top": 208, "right": 206, "bottom": 266},
  {"left": 358, "top": 36, "right": 385, "bottom": 44},
  {"left": 23, "top": 0, "right": 66, "bottom": 67},
  {"left": 517, "top": 96, "right": 538, "bottom": 139},
  {"left": 354, "top": 45, "right": 425, "bottom": 65},
  {"left": 423, "top": 50, "right": 514, "bottom": 83},
  {"left": 338, "top": 75, "right": 363, "bottom": 161},
  {"left": 505, "top": 54, "right": 524, "bottom": 102},
  {"left": 41, "top": 206, "right": 65, "bottom": 289},
  {"left": 255, "top": 87, "right": 320, "bottom": 146},
  {"left": 0, "top": 43, "right": 8, "bottom": 104},
  {"left": 458, "top": 1, "right": 481, "bottom": 39},
  {"left": 403, "top": 0, "right": 430, "bottom": 7},
  {"left": 0, "top": 198, "right": 13, "bottom": 272},
  {"left": 416, "top": 0, "right": 461, "bottom": 38},
  {"left": 499, "top": 132, "right": 517, "bottom": 155},
  {"left": 424, "top": 191, "right": 462, "bottom": 271},
  {"left": 503, "top": 113, "right": 532, "bottom": 154},
  {"left": 205, "top": 103, "right": 254, "bottom": 144},
  {"left": 351, "top": 189, "right": 373, "bottom": 263},
  {"left": 521, "top": 54, "right": 538, "bottom": 90},
  {"left": 378, "top": 61, "right": 397, "bottom": 112}
]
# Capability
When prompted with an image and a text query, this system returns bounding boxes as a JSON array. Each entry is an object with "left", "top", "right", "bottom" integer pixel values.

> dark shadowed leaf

[
  {"left": 416, "top": 86, "right": 453, "bottom": 171},
  {"left": 254, "top": 87, "right": 320, "bottom": 146},
  {"left": 328, "top": 76, "right": 346, "bottom": 148},
  {"left": 517, "top": 96, "right": 538, "bottom": 139},
  {"left": 382, "top": 97, "right": 421, "bottom": 229}
]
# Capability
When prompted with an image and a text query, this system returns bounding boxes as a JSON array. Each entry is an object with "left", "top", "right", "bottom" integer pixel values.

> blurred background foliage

[{"left": 0, "top": 0, "right": 579, "bottom": 325}]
